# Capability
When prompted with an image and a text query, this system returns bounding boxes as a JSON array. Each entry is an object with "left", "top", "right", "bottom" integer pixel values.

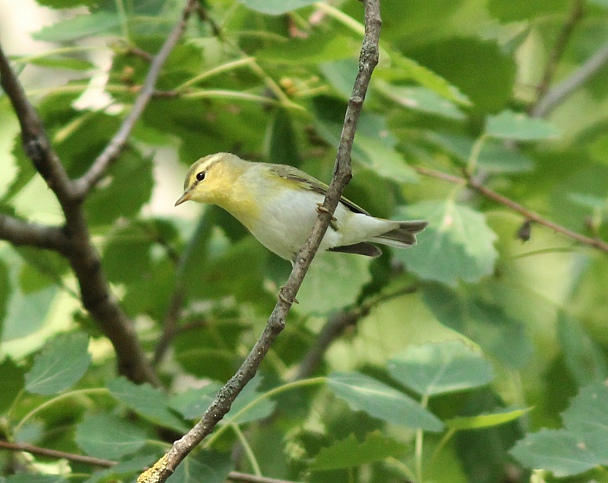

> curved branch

[
  {"left": 72, "top": 0, "right": 199, "bottom": 199},
  {"left": 416, "top": 166, "right": 608, "bottom": 253},
  {"left": 0, "top": 215, "right": 69, "bottom": 253},
  {"left": 137, "top": 1, "right": 382, "bottom": 481}
]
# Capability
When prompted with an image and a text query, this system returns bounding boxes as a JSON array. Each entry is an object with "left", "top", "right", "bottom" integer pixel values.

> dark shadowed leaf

[
  {"left": 327, "top": 372, "right": 443, "bottom": 431},
  {"left": 108, "top": 377, "right": 188, "bottom": 432},
  {"left": 75, "top": 412, "right": 147, "bottom": 459}
]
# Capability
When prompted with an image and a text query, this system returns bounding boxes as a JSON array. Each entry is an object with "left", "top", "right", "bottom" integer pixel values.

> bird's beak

[{"left": 174, "top": 190, "right": 192, "bottom": 207}]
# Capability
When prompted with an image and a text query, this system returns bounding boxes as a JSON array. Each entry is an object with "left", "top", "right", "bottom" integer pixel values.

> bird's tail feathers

[{"left": 371, "top": 220, "right": 428, "bottom": 248}]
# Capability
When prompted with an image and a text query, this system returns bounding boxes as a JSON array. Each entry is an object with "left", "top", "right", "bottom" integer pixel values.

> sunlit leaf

[
  {"left": 33, "top": 12, "right": 121, "bottom": 42},
  {"left": 388, "top": 340, "right": 494, "bottom": 396},
  {"left": 238, "top": 0, "right": 317, "bottom": 15},
  {"left": 298, "top": 252, "right": 372, "bottom": 315},
  {"left": 311, "top": 431, "right": 406, "bottom": 470},
  {"left": 511, "top": 381, "right": 608, "bottom": 477},
  {"left": 446, "top": 407, "right": 530, "bottom": 430},
  {"left": 25, "top": 332, "right": 91, "bottom": 395},
  {"left": 486, "top": 110, "right": 561, "bottom": 141},
  {"left": 394, "top": 201, "right": 498, "bottom": 285},
  {"left": 376, "top": 82, "right": 465, "bottom": 120}
]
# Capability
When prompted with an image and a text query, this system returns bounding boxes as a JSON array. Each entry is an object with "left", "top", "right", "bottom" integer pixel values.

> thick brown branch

[
  {"left": 137, "top": 1, "right": 382, "bottom": 481},
  {"left": 416, "top": 166, "right": 608, "bottom": 253},
  {"left": 72, "top": 0, "right": 198, "bottom": 199},
  {"left": 0, "top": 215, "right": 69, "bottom": 253}
]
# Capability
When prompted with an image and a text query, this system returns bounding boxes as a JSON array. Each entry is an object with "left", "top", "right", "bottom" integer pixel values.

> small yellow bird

[{"left": 175, "top": 153, "right": 427, "bottom": 262}]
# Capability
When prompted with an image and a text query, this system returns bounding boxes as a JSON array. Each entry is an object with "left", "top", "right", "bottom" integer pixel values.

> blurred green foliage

[{"left": 1, "top": 0, "right": 608, "bottom": 482}]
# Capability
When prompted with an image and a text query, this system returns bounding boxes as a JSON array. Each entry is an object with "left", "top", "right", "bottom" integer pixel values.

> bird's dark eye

[{"left": 196, "top": 171, "right": 206, "bottom": 182}]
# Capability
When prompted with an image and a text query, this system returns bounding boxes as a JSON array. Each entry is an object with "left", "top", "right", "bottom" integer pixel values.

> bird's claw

[
  {"left": 278, "top": 287, "right": 298, "bottom": 305},
  {"left": 316, "top": 203, "right": 337, "bottom": 221}
]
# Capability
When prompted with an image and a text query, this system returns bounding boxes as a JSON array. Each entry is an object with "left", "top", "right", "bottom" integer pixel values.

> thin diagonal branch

[
  {"left": 72, "top": 0, "right": 199, "bottom": 200},
  {"left": 137, "top": 1, "right": 382, "bottom": 481},
  {"left": 0, "top": 215, "right": 69, "bottom": 253},
  {"left": 532, "top": 39, "right": 608, "bottom": 117},
  {"left": 531, "top": 0, "right": 585, "bottom": 111},
  {"left": 416, "top": 166, "right": 608, "bottom": 253}
]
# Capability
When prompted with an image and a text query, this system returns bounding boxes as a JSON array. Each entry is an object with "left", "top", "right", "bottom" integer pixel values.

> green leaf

[
  {"left": 298, "top": 252, "right": 372, "bottom": 315},
  {"left": 85, "top": 151, "right": 154, "bottom": 226},
  {"left": 238, "top": 0, "right": 317, "bottom": 15},
  {"left": 387, "top": 340, "right": 494, "bottom": 397},
  {"left": 5, "top": 476, "right": 68, "bottom": 483},
  {"left": 394, "top": 201, "right": 498, "bottom": 285},
  {"left": 3, "top": 284, "right": 57, "bottom": 340},
  {"left": 25, "top": 332, "right": 91, "bottom": 395},
  {"left": 311, "top": 431, "right": 407, "bottom": 471},
  {"left": 102, "top": 225, "right": 153, "bottom": 284},
  {"left": 33, "top": 12, "right": 121, "bottom": 43},
  {"left": 0, "top": 359, "right": 24, "bottom": 415},
  {"left": 406, "top": 38, "right": 515, "bottom": 112},
  {"left": 422, "top": 285, "right": 533, "bottom": 369},
  {"left": 170, "top": 382, "right": 223, "bottom": 420},
  {"left": 376, "top": 82, "right": 465, "bottom": 120},
  {"left": 0, "top": 260, "right": 9, "bottom": 333},
  {"left": 84, "top": 454, "right": 157, "bottom": 483},
  {"left": 557, "top": 313, "right": 608, "bottom": 386},
  {"left": 446, "top": 407, "right": 530, "bottom": 430},
  {"left": 257, "top": 34, "right": 355, "bottom": 63},
  {"left": 511, "top": 381, "right": 608, "bottom": 477},
  {"left": 314, "top": 102, "right": 418, "bottom": 183},
  {"left": 264, "top": 109, "right": 301, "bottom": 166},
  {"left": 222, "top": 376, "right": 277, "bottom": 425},
  {"left": 327, "top": 372, "right": 444, "bottom": 432},
  {"left": 171, "top": 451, "right": 234, "bottom": 483},
  {"left": 28, "top": 56, "right": 95, "bottom": 71},
  {"left": 75, "top": 413, "right": 147, "bottom": 460},
  {"left": 376, "top": 52, "right": 471, "bottom": 106},
  {"left": 486, "top": 110, "right": 561, "bottom": 141},
  {"left": 488, "top": 0, "right": 569, "bottom": 21},
  {"left": 429, "top": 133, "right": 534, "bottom": 173},
  {"left": 589, "top": 0, "right": 608, "bottom": 7},
  {"left": 34, "top": 0, "right": 100, "bottom": 8},
  {"left": 108, "top": 377, "right": 188, "bottom": 432}
]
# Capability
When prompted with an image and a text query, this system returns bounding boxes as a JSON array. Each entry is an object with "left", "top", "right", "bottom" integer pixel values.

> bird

[{"left": 175, "top": 153, "right": 427, "bottom": 262}]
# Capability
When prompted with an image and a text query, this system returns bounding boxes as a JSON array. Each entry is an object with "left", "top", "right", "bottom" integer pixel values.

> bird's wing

[{"left": 267, "top": 164, "right": 372, "bottom": 216}]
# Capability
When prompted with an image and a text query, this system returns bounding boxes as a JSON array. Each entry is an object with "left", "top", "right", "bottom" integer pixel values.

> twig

[
  {"left": 227, "top": 472, "right": 301, "bottom": 483},
  {"left": 136, "top": 1, "right": 382, "bottom": 481},
  {"left": 0, "top": 215, "right": 69, "bottom": 253},
  {"left": 531, "top": 0, "right": 585, "bottom": 111},
  {"left": 0, "top": 440, "right": 300, "bottom": 483},
  {"left": 72, "top": 0, "right": 199, "bottom": 199},
  {"left": 295, "top": 286, "right": 417, "bottom": 380},
  {"left": 532, "top": 39, "right": 608, "bottom": 117},
  {"left": 0, "top": 440, "right": 115, "bottom": 468},
  {"left": 416, "top": 166, "right": 608, "bottom": 253}
]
